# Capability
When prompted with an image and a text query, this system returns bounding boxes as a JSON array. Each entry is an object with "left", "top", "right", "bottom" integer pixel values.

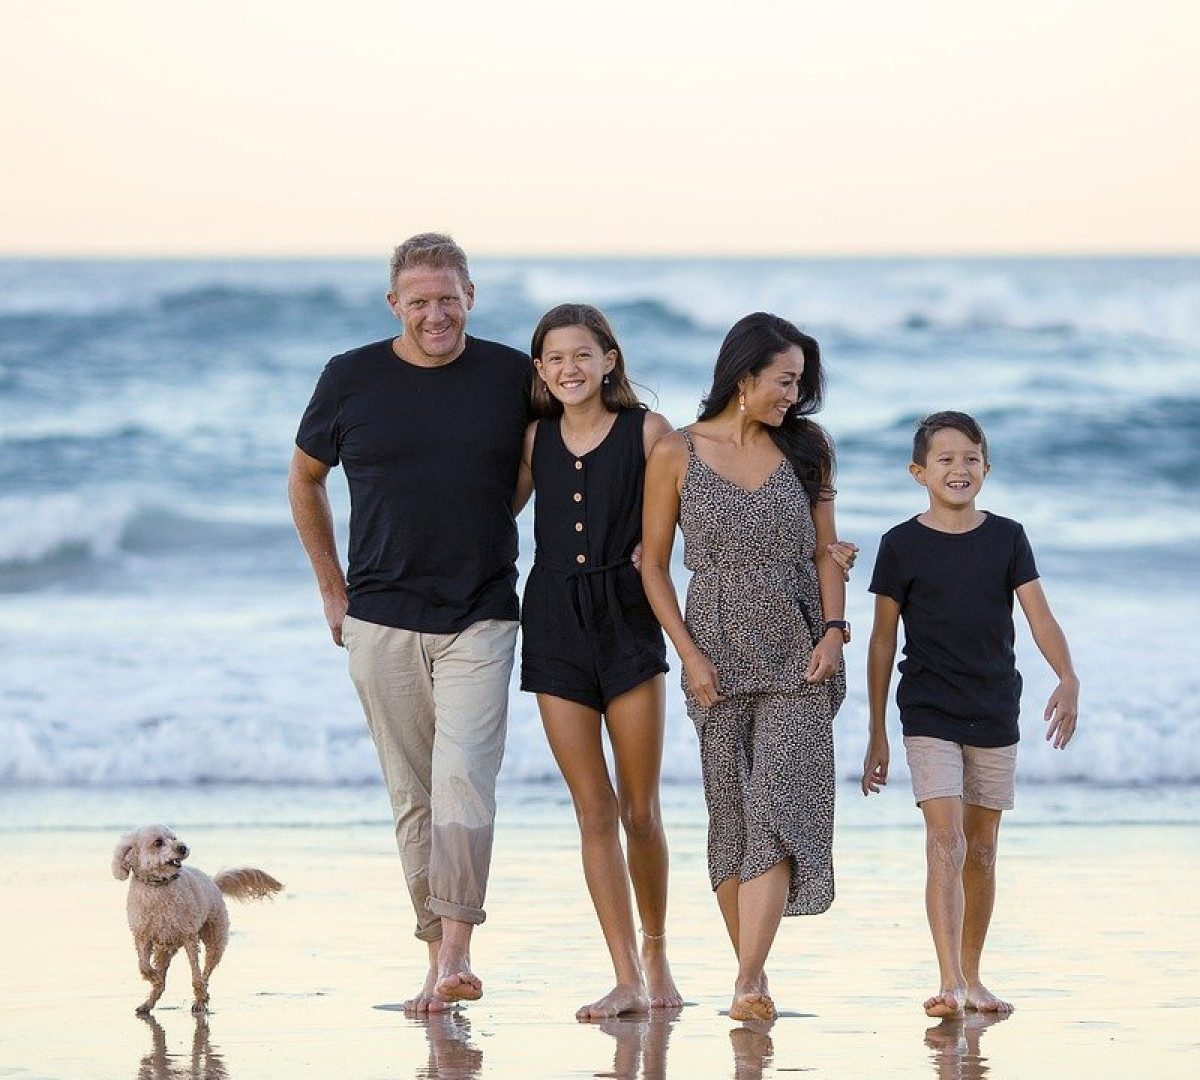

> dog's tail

[{"left": 213, "top": 868, "right": 283, "bottom": 901}]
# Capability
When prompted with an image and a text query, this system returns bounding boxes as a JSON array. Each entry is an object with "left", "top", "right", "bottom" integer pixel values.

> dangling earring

[
  {"left": 738, "top": 390, "right": 746, "bottom": 412},
  {"left": 603, "top": 374, "right": 610, "bottom": 385}
]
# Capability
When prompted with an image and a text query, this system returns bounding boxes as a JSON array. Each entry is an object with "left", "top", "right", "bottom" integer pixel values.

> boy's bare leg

[
  {"left": 434, "top": 918, "right": 482, "bottom": 1002},
  {"left": 728, "top": 859, "right": 788, "bottom": 1022},
  {"left": 920, "top": 797, "right": 967, "bottom": 1018},
  {"left": 962, "top": 804, "right": 1013, "bottom": 1013},
  {"left": 405, "top": 938, "right": 454, "bottom": 1014}
]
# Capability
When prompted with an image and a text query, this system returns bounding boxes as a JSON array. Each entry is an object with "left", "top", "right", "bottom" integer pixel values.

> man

[{"left": 289, "top": 233, "right": 530, "bottom": 1012}]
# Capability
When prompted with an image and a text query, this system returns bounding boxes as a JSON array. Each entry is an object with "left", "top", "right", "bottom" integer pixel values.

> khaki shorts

[{"left": 903, "top": 735, "right": 1017, "bottom": 811}]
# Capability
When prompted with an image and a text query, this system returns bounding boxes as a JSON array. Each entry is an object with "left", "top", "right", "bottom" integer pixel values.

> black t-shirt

[
  {"left": 869, "top": 512, "right": 1039, "bottom": 747},
  {"left": 296, "top": 335, "right": 532, "bottom": 633}
]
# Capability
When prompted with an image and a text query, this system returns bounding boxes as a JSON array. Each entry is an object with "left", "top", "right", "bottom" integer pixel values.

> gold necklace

[{"left": 560, "top": 412, "right": 613, "bottom": 458}]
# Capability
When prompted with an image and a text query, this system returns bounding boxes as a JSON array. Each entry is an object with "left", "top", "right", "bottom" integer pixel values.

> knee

[
  {"left": 574, "top": 796, "right": 620, "bottom": 839},
  {"left": 620, "top": 803, "right": 662, "bottom": 844},
  {"left": 926, "top": 828, "right": 967, "bottom": 873},
  {"left": 966, "top": 838, "right": 997, "bottom": 871}
]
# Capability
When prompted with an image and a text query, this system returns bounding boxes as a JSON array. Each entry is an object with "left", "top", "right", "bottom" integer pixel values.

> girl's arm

[
  {"left": 862, "top": 594, "right": 901, "bottom": 795},
  {"left": 806, "top": 488, "right": 847, "bottom": 684},
  {"left": 512, "top": 421, "right": 537, "bottom": 515},
  {"left": 640, "top": 432, "right": 724, "bottom": 707},
  {"left": 1016, "top": 579, "right": 1079, "bottom": 749}
]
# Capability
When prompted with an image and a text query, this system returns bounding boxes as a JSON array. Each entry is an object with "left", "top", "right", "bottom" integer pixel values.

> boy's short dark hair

[{"left": 913, "top": 411, "right": 988, "bottom": 465}]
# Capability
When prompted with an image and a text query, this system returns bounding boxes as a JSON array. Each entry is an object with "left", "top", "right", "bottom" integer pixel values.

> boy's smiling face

[{"left": 911, "top": 427, "right": 989, "bottom": 510}]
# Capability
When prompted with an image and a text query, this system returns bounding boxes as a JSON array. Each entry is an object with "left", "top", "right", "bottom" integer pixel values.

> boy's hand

[
  {"left": 1044, "top": 677, "right": 1079, "bottom": 749},
  {"left": 826, "top": 540, "right": 859, "bottom": 581},
  {"left": 861, "top": 737, "right": 889, "bottom": 795}
]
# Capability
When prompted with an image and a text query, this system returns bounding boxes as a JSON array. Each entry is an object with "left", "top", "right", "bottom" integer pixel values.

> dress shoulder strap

[{"left": 680, "top": 427, "right": 695, "bottom": 454}]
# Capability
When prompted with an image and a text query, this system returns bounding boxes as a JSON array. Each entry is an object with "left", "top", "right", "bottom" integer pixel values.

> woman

[{"left": 640, "top": 312, "right": 851, "bottom": 1023}]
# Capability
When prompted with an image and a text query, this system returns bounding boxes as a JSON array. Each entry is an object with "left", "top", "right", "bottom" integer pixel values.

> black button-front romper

[{"left": 520, "top": 407, "right": 669, "bottom": 711}]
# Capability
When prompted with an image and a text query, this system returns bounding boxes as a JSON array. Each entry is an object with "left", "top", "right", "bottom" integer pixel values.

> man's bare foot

[
  {"left": 923, "top": 987, "right": 966, "bottom": 1018},
  {"left": 729, "top": 981, "right": 776, "bottom": 1023},
  {"left": 434, "top": 954, "right": 483, "bottom": 1004},
  {"left": 404, "top": 964, "right": 454, "bottom": 1015},
  {"left": 576, "top": 983, "right": 650, "bottom": 1020},
  {"left": 965, "top": 982, "right": 1013, "bottom": 1014},
  {"left": 640, "top": 934, "right": 683, "bottom": 1009}
]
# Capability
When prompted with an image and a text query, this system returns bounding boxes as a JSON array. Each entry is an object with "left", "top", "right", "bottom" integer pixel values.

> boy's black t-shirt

[
  {"left": 869, "top": 512, "right": 1038, "bottom": 747},
  {"left": 296, "top": 336, "right": 532, "bottom": 634}
]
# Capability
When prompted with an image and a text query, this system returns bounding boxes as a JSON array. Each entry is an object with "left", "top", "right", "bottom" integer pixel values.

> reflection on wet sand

[
  {"left": 730, "top": 1020, "right": 775, "bottom": 1080},
  {"left": 924, "top": 1012, "right": 1010, "bottom": 1080},
  {"left": 581, "top": 1008, "right": 683, "bottom": 1080},
  {"left": 415, "top": 1012, "right": 483, "bottom": 1080},
  {"left": 134, "top": 1015, "right": 229, "bottom": 1080}
]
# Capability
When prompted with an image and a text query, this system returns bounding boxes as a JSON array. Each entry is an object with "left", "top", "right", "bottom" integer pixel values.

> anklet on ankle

[{"left": 640, "top": 928, "right": 666, "bottom": 941}]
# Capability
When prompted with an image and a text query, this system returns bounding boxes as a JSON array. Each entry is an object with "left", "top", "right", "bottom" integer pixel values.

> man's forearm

[{"left": 288, "top": 471, "right": 346, "bottom": 598}]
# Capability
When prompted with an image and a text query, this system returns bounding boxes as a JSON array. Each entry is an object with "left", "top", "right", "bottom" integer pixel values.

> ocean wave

[{"left": 0, "top": 494, "right": 291, "bottom": 585}]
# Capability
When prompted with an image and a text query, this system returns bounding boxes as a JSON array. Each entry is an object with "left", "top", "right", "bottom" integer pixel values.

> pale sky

[{"left": 2, "top": 0, "right": 1197, "bottom": 255}]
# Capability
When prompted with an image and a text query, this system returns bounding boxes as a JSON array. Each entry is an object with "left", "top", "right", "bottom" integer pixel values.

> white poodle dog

[{"left": 113, "top": 824, "right": 282, "bottom": 1014}]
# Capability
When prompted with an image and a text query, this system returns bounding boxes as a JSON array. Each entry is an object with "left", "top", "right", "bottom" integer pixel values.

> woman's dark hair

[
  {"left": 912, "top": 410, "right": 988, "bottom": 464},
  {"left": 529, "top": 304, "right": 643, "bottom": 418},
  {"left": 698, "top": 312, "right": 834, "bottom": 504}
]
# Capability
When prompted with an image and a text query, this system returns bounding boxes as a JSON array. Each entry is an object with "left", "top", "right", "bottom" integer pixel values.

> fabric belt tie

[{"left": 534, "top": 556, "right": 633, "bottom": 635}]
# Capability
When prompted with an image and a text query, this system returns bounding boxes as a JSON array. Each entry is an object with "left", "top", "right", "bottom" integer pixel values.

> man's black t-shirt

[
  {"left": 869, "top": 512, "right": 1039, "bottom": 747},
  {"left": 296, "top": 335, "right": 532, "bottom": 633}
]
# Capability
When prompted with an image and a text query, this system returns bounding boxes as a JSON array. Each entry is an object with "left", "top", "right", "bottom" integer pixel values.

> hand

[
  {"left": 630, "top": 542, "right": 643, "bottom": 573},
  {"left": 804, "top": 632, "right": 843, "bottom": 684},
  {"left": 323, "top": 590, "right": 349, "bottom": 647},
  {"left": 827, "top": 540, "right": 859, "bottom": 582},
  {"left": 683, "top": 650, "right": 725, "bottom": 708},
  {"left": 1044, "top": 676, "right": 1079, "bottom": 749},
  {"left": 861, "top": 737, "right": 889, "bottom": 796}
]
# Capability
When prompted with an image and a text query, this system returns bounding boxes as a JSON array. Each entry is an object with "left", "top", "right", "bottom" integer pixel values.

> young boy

[{"left": 861, "top": 411, "right": 1078, "bottom": 1018}]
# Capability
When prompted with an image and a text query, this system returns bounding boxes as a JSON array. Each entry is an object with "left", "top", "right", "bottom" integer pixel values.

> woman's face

[{"left": 740, "top": 345, "right": 803, "bottom": 426}]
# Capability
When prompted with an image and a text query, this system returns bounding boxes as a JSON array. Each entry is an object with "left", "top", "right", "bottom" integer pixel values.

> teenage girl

[{"left": 513, "top": 303, "right": 681, "bottom": 1019}]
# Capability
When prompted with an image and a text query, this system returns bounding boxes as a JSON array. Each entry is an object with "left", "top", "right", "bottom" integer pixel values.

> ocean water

[{"left": 1, "top": 257, "right": 1197, "bottom": 791}]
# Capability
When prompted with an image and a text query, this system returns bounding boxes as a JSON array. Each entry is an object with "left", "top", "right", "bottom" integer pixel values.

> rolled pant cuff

[
  {"left": 414, "top": 923, "right": 443, "bottom": 943},
  {"left": 425, "top": 896, "right": 486, "bottom": 925}
]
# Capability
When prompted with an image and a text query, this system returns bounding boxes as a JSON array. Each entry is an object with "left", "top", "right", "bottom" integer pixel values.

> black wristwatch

[{"left": 824, "top": 619, "right": 851, "bottom": 644}]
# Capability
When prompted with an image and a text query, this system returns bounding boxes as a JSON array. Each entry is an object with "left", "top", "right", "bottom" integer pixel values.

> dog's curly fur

[{"left": 113, "top": 824, "right": 282, "bottom": 1014}]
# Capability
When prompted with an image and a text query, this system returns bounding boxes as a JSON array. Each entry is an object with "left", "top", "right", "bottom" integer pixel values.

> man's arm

[
  {"left": 1016, "top": 579, "right": 1079, "bottom": 749},
  {"left": 288, "top": 447, "right": 348, "bottom": 646},
  {"left": 862, "top": 593, "right": 901, "bottom": 795},
  {"left": 512, "top": 422, "right": 536, "bottom": 515}
]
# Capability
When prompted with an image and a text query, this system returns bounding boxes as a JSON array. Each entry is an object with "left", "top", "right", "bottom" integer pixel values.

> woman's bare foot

[
  {"left": 966, "top": 982, "right": 1013, "bottom": 1014},
  {"left": 640, "top": 933, "right": 683, "bottom": 1009},
  {"left": 576, "top": 983, "right": 651, "bottom": 1020},
  {"left": 923, "top": 987, "right": 966, "bottom": 1018},
  {"left": 729, "top": 980, "right": 776, "bottom": 1023}
]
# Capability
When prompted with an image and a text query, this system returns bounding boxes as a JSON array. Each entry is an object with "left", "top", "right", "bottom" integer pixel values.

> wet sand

[{"left": 0, "top": 784, "right": 1197, "bottom": 1078}]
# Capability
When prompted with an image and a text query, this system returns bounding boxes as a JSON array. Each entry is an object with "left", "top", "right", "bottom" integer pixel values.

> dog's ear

[{"left": 112, "top": 834, "right": 136, "bottom": 881}]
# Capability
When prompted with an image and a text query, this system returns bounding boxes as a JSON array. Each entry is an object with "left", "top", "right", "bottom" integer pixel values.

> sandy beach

[{"left": 1, "top": 782, "right": 1196, "bottom": 1079}]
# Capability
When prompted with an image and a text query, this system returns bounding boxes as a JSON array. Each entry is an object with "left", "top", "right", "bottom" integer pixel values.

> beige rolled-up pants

[{"left": 342, "top": 615, "right": 517, "bottom": 942}]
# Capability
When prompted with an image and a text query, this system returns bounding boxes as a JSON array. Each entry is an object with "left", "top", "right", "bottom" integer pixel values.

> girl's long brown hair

[{"left": 530, "top": 304, "right": 643, "bottom": 418}]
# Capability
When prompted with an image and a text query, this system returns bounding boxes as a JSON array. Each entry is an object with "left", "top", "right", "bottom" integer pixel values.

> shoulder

[
  {"left": 646, "top": 428, "right": 690, "bottom": 470},
  {"left": 321, "top": 338, "right": 393, "bottom": 379},
  {"left": 879, "top": 517, "right": 922, "bottom": 551},
  {"left": 982, "top": 512, "right": 1028, "bottom": 543},
  {"left": 467, "top": 336, "right": 531, "bottom": 371},
  {"left": 640, "top": 409, "right": 673, "bottom": 450}
]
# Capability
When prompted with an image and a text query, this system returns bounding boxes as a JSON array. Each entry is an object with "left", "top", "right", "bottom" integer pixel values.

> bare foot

[
  {"left": 435, "top": 969, "right": 483, "bottom": 1004},
  {"left": 729, "top": 981, "right": 776, "bottom": 1023},
  {"left": 404, "top": 964, "right": 454, "bottom": 1015},
  {"left": 640, "top": 934, "right": 683, "bottom": 1009},
  {"left": 966, "top": 982, "right": 1013, "bottom": 1014},
  {"left": 577, "top": 983, "right": 650, "bottom": 1020},
  {"left": 923, "top": 987, "right": 966, "bottom": 1018}
]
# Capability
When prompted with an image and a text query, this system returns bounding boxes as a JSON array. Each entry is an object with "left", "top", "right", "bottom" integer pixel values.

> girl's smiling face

[
  {"left": 911, "top": 427, "right": 990, "bottom": 508},
  {"left": 740, "top": 345, "right": 803, "bottom": 426},
  {"left": 535, "top": 325, "right": 616, "bottom": 408}
]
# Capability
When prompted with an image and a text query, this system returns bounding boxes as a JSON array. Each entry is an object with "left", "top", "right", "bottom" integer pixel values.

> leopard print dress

[{"left": 679, "top": 430, "right": 845, "bottom": 916}]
